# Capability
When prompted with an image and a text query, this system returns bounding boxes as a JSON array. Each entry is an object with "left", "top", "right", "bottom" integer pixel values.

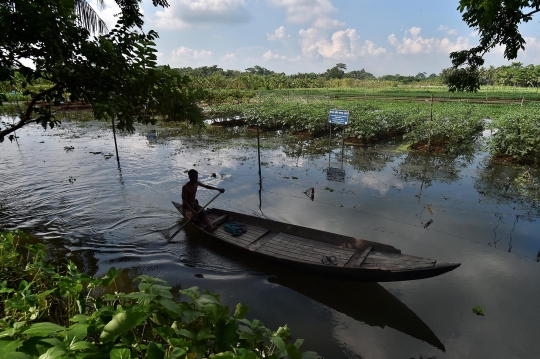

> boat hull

[{"left": 172, "top": 202, "right": 460, "bottom": 282}]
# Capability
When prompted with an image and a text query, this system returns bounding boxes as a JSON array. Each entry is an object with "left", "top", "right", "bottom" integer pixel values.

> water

[{"left": 1, "top": 117, "right": 540, "bottom": 358}]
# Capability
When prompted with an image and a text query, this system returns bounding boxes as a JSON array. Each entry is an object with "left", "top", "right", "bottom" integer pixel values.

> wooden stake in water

[
  {"left": 111, "top": 117, "right": 120, "bottom": 167},
  {"left": 257, "top": 123, "right": 263, "bottom": 210},
  {"left": 428, "top": 93, "right": 433, "bottom": 148},
  {"left": 257, "top": 123, "right": 262, "bottom": 186}
]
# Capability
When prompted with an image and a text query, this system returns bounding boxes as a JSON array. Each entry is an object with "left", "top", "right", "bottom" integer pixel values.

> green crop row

[
  {"left": 487, "top": 104, "right": 540, "bottom": 165},
  {"left": 207, "top": 98, "right": 540, "bottom": 165}
]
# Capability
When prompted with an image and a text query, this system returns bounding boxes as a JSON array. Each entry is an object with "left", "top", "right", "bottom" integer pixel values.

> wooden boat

[{"left": 172, "top": 202, "right": 460, "bottom": 282}]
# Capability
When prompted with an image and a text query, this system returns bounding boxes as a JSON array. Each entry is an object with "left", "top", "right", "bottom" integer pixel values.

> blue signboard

[
  {"left": 328, "top": 109, "right": 349, "bottom": 125},
  {"left": 327, "top": 167, "right": 345, "bottom": 182}
]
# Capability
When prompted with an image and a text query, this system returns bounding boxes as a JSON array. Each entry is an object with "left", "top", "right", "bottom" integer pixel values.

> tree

[
  {"left": 0, "top": 0, "right": 203, "bottom": 144},
  {"left": 345, "top": 69, "right": 376, "bottom": 80},
  {"left": 74, "top": 0, "right": 108, "bottom": 34},
  {"left": 325, "top": 63, "right": 347, "bottom": 79},
  {"left": 448, "top": 0, "right": 540, "bottom": 92},
  {"left": 245, "top": 65, "right": 275, "bottom": 76}
]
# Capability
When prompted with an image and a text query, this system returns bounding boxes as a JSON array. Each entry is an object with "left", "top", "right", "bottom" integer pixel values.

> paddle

[{"left": 168, "top": 191, "right": 222, "bottom": 242}]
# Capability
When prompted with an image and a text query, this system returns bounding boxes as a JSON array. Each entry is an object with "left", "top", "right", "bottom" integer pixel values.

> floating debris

[
  {"left": 64, "top": 146, "right": 74, "bottom": 151},
  {"left": 424, "top": 219, "right": 433, "bottom": 228},
  {"left": 472, "top": 306, "right": 485, "bottom": 316},
  {"left": 324, "top": 186, "right": 334, "bottom": 192},
  {"left": 427, "top": 205, "right": 434, "bottom": 215},
  {"left": 304, "top": 187, "right": 315, "bottom": 201},
  {"left": 89, "top": 151, "right": 102, "bottom": 155}
]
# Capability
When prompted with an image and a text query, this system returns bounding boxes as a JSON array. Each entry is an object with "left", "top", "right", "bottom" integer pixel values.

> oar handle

[
  {"left": 168, "top": 191, "right": 223, "bottom": 242},
  {"left": 199, "top": 191, "right": 222, "bottom": 212}
]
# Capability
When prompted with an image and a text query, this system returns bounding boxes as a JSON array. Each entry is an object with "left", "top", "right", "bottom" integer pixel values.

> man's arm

[{"left": 197, "top": 181, "right": 225, "bottom": 193}]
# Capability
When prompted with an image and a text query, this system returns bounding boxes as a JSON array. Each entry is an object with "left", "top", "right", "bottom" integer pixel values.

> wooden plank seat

[
  {"left": 212, "top": 221, "right": 270, "bottom": 248},
  {"left": 255, "top": 232, "right": 357, "bottom": 266},
  {"left": 344, "top": 246, "right": 372, "bottom": 267},
  {"left": 360, "top": 252, "right": 437, "bottom": 270}
]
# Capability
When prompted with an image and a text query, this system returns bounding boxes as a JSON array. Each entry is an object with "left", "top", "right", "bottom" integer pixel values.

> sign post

[{"left": 327, "top": 109, "right": 349, "bottom": 182}]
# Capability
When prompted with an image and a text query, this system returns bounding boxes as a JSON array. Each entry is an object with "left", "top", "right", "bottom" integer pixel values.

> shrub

[{"left": 0, "top": 231, "right": 320, "bottom": 359}]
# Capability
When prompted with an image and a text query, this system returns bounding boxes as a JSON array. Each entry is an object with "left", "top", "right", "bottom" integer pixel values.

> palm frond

[{"left": 74, "top": 0, "right": 108, "bottom": 35}]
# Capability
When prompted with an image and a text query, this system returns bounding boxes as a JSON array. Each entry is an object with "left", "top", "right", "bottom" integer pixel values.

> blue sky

[{"left": 91, "top": 0, "right": 540, "bottom": 76}]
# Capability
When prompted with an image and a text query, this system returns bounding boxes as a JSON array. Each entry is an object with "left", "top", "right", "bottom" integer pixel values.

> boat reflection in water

[{"left": 267, "top": 270, "right": 446, "bottom": 352}]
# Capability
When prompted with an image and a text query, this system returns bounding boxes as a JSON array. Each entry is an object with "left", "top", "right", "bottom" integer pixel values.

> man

[{"left": 182, "top": 169, "right": 225, "bottom": 231}]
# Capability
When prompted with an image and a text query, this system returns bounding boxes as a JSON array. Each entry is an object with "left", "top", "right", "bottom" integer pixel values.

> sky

[{"left": 90, "top": 0, "right": 540, "bottom": 77}]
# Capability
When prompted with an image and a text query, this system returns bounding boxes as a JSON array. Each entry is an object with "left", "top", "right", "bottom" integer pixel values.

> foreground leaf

[
  {"left": 22, "top": 323, "right": 67, "bottom": 337},
  {"left": 100, "top": 311, "right": 147, "bottom": 343}
]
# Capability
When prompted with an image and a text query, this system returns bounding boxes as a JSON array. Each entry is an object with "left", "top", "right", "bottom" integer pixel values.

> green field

[
  {"left": 207, "top": 91, "right": 540, "bottom": 166},
  {"left": 264, "top": 85, "right": 540, "bottom": 102}
]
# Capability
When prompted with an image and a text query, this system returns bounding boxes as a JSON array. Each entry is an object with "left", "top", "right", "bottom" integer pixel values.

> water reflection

[
  {"left": 475, "top": 162, "right": 540, "bottom": 216},
  {"left": 348, "top": 147, "right": 398, "bottom": 173},
  {"left": 268, "top": 273, "right": 446, "bottom": 352},
  {"left": 393, "top": 152, "right": 474, "bottom": 187}
]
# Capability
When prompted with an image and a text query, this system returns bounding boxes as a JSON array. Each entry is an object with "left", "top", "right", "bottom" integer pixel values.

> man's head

[{"left": 188, "top": 169, "right": 198, "bottom": 183}]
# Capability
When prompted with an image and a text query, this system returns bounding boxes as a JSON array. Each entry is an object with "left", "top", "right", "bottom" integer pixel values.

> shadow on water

[
  {"left": 181, "top": 225, "right": 446, "bottom": 352},
  {"left": 268, "top": 273, "right": 446, "bottom": 352}
]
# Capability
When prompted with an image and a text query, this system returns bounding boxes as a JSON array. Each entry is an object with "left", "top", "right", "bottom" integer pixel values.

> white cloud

[
  {"left": 360, "top": 40, "right": 387, "bottom": 56},
  {"left": 267, "top": 0, "right": 343, "bottom": 29},
  {"left": 267, "top": 26, "right": 289, "bottom": 41},
  {"left": 409, "top": 27, "right": 421, "bottom": 38},
  {"left": 262, "top": 50, "right": 289, "bottom": 61},
  {"left": 438, "top": 25, "right": 458, "bottom": 36},
  {"left": 260, "top": 50, "right": 302, "bottom": 62},
  {"left": 220, "top": 53, "right": 237, "bottom": 62},
  {"left": 299, "top": 28, "right": 386, "bottom": 60},
  {"left": 171, "top": 47, "right": 213, "bottom": 62},
  {"left": 524, "top": 37, "right": 540, "bottom": 49},
  {"left": 388, "top": 31, "right": 471, "bottom": 55},
  {"left": 155, "top": 0, "right": 252, "bottom": 29}
]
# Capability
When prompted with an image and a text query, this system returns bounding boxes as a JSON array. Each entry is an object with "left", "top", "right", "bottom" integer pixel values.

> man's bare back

[{"left": 181, "top": 169, "right": 225, "bottom": 231}]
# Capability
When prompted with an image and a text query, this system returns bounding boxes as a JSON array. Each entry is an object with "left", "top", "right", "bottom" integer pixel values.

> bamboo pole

[{"left": 111, "top": 117, "right": 120, "bottom": 167}]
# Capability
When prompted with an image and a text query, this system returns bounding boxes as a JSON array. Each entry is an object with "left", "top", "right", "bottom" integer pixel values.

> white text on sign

[{"left": 328, "top": 109, "right": 349, "bottom": 125}]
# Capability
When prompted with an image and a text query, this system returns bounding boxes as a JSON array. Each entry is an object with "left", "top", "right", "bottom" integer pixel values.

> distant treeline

[{"left": 169, "top": 62, "right": 540, "bottom": 91}]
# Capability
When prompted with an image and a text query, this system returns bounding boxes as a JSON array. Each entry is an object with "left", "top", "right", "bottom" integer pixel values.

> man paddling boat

[{"left": 182, "top": 169, "right": 225, "bottom": 231}]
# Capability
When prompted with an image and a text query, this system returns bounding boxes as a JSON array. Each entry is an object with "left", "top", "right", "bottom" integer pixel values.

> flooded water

[{"left": 1, "top": 116, "right": 540, "bottom": 359}]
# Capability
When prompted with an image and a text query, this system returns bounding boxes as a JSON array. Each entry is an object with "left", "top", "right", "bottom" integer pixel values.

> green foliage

[
  {"left": 209, "top": 97, "right": 488, "bottom": 150},
  {"left": 0, "top": 0, "right": 202, "bottom": 143},
  {"left": 325, "top": 63, "right": 347, "bottom": 80},
  {"left": 472, "top": 306, "right": 485, "bottom": 316},
  {"left": 0, "top": 230, "right": 320, "bottom": 359},
  {"left": 449, "top": 0, "right": 540, "bottom": 91},
  {"left": 404, "top": 102, "right": 484, "bottom": 153},
  {"left": 487, "top": 103, "right": 540, "bottom": 165}
]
